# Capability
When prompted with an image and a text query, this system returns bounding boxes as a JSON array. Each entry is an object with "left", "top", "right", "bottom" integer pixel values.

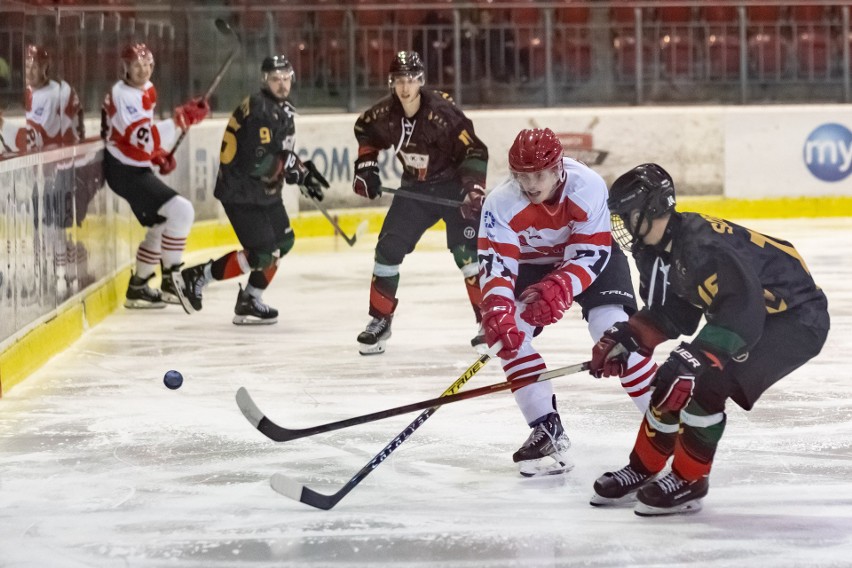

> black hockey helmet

[
  {"left": 261, "top": 55, "right": 295, "bottom": 80},
  {"left": 388, "top": 51, "right": 424, "bottom": 88},
  {"left": 608, "top": 163, "right": 676, "bottom": 251}
]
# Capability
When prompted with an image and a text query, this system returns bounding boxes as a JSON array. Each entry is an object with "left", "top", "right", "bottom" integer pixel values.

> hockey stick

[
  {"left": 236, "top": 360, "right": 590, "bottom": 443},
  {"left": 167, "top": 18, "right": 241, "bottom": 159},
  {"left": 269, "top": 351, "right": 493, "bottom": 509},
  {"left": 307, "top": 192, "right": 369, "bottom": 247},
  {"left": 381, "top": 186, "right": 463, "bottom": 208}
]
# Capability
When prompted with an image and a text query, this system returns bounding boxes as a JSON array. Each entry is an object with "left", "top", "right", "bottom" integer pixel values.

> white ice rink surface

[{"left": 1, "top": 218, "right": 851, "bottom": 568}]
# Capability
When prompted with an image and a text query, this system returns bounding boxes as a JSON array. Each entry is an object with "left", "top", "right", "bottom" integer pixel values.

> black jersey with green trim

[
  {"left": 214, "top": 90, "right": 296, "bottom": 205},
  {"left": 633, "top": 212, "right": 828, "bottom": 359},
  {"left": 354, "top": 89, "right": 487, "bottom": 189}
]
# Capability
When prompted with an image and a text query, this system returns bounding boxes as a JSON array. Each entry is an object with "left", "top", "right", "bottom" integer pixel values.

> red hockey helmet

[
  {"left": 25, "top": 44, "right": 50, "bottom": 65},
  {"left": 121, "top": 43, "right": 154, "bottom": 68},
  {"left": 508, "top": 128, "right": 564, "bottom": 174}
]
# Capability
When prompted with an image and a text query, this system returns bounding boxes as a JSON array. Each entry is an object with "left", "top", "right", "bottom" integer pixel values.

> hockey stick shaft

[
  {"left": 381, "top": 186, "right": 463, "bottom": 208},
  {"left": 237, "top": 361, "right": 589, "bottom": 443},
  {"left": 308, "top": 192, "right": 359, "bottom": 246},
  {"left": 270, "top": 352, "right": 492, "bottom": 509},
  {"left": 168, "top": 19, "right": 240, "bottom": 159}
]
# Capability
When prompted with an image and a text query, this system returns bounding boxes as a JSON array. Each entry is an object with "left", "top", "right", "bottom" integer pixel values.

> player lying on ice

[
  {"left": 588, "top": 163, "right": 829, "bottom": 516},
  {"left": 478, "top": 128, "right": 657, "bottom": 477}
]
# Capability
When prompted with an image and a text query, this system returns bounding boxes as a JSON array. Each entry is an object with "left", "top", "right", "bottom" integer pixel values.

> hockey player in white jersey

[
  {"left": 102, "top": 43, "right": 209, "bottom": 309},
  {"left": 478, "top": 128, "right": 656, "bottom": 476},
  {"left": 16, "top": 44, "right": 83, "bottom": 152}
]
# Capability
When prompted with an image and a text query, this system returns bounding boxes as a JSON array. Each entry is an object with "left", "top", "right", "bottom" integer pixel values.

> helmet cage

[{"left": 607, "top": 164, "right": 676, "bottom": 251}]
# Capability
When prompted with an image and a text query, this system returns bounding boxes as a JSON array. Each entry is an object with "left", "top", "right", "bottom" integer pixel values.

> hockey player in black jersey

[
  {"left": 175, "top": 55, "right": 328, "bottom": 324},
  {"left": 352, "top": 51, "right": 489, "bottom": 355},
  {"left": 588, "top": 163, "right": 829, "bottom": 516}
]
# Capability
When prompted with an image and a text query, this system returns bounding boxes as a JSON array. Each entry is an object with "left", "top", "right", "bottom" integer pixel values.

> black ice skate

[
  {"left": 159, "top": 263, "right": 183, "bottom": 305},
  {"left": 513, "top": 411, "right": 573, "bottom": 477},
  {"left": 634, "top": 471, "right": 709, "bottom": 517},
  {"left": 125, "top": 273, "right": 165, "bottom": 309},
  {"left": 233, "top": 285, "right": 278, "bottom": 325},
  {"left": 590, "top": 464, "right": 657, "bottom": 507},
  {"left": 175, "top": 261, "right": 211, "bottom": 314},
  {"left": 470, "top": 321, "right": 487, "bottom": 353},
  {"left": 357, "top": 316, "right": 392, "bottom": 355}
]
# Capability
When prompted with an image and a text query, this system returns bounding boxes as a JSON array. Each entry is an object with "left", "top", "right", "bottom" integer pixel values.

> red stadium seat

[
  {"left": 612, "top": 33, "right": 653, "bottom": 79},
  {"left": 358, "top": 35, "right": 396, "bottom": 84},
  {"left": 747, "top": 6, "right": 783, "bottom": 24},
  {"left": 702, "top": 6, "right": 738, "bottom": 24},
  {"left": 790, "top": 5, "right": 828, "bottom": 23},
  {"left": 553, "top": 32, "right": 592, "bottom": 80},
  {"left": 659, "top": 32, "right": 696, "bottom": 78},
  {"left": 748, "top": 32, "right": 791, "bottom": 79},
  {"left": 706, "top": 30, "right": 741, "bottom": 79},
  {"left": 555, "top": 6, "right": 590, "bottom": 25},
  {"left": 656, "top": 4, "right": 693, "bottom": 24},
  {"left": 796, "top": 30, "right": 831, "bottom": 77}
]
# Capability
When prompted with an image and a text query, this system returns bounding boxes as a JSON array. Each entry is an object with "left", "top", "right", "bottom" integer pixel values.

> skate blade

[
  {"left": 124, "top": 299, "right": 166, "bottom": 309},
  {"left": 160, "top": 292, "right": 182, "bottom": 305},
  {"left": 233, "top": 315, "right": 278, "bottom": 326},
  {"left": 589, "top": 492, "right": 640, "bottom": 507},
  {"left": 634, "top": 498, "right": 703, "bottom": 517},
  {"left": 170, "top": 271, "right": 196, "bottom": 314},
  {"left": 358, "top": 342, "right": 386, "bottom": 355},
  {"left": 518, "top": 454, "right": 575, "bottom": 477}
]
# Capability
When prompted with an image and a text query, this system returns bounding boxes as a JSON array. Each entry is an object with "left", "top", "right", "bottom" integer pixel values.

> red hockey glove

[
  {"left": 519, "top": 271, "right": 573, "bottom": 327},
  {"left": 650, "top": 342, "right": 712, "bottom": 412},
  {"left": 353, "top": 157, "right": 381, "bottom": 199},
  {"left": 481, "top": 295, "right": 525, "bottom": 360},
  {"left": 151, "top": 148, "right": 177, "bottom": 175},
  {"left": 460, "top": 183, "right": 486, "bottom": 221},
  {"left": 589, "top": 313, "right": 668, "bottom": 378},
  {"left": 174, "top": 97, "right": 210, "bottom": 131}
]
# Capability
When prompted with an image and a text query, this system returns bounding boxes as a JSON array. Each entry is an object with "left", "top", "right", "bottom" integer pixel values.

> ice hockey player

[
  {"left": 478, "top": 128, "right": 656, "bottom": 477},
  {"left": 352, "top": 51, "right": 488, "bottom": 354},
  {"left": 17, "top": 44, "right": 83, "bottom": 152},
  {"left": 102, "top": 43, "right": 209, "bottom": 309},
  {"left": 589, "top": 163, "right": 829, "bottom": 515},
  {"left": 175, "top": 55, "right": 327, "bottom": 325}
]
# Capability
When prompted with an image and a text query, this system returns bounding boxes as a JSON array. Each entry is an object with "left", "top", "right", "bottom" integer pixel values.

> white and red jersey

[
  {"left": 102, "top": 80, "right": 178, "bottom": 167},
  {"left": 478, "top": 158, "right": 612, "bottom": 303},
  {"left": 15, "top": 80, "right": 82, "bottom": 152}
]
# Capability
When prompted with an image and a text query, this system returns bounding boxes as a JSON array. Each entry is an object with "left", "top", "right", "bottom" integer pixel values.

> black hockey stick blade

[
  {"left": 381, "top": 186, "right": 463, "bottom": 208},
  {"left": 269, "top": 352, "right": 492, "bottom": 509},
  {"left": 236, "top": 360, "right": 590, "bottom": 443}
]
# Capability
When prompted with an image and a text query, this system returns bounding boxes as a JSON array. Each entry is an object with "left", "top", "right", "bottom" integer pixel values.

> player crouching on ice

[
  {"left": 478, "top": 128, "right": 656, "bottom": 477},
  {"left": 589, "top": 164, "right": 829, "bottom": 515},
  {"left": 175, "top": 55, "right": 328, "bottom": 325}
]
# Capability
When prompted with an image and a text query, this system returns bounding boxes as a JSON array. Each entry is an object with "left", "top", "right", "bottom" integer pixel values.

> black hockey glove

[
  {"left": 300, "top": 160, "right": 329, "bottom": 201},
  {"left": 650, "top": 342, "right": 713, "bottom": 412},
  {"left": 353, "top": 157, "right": 381, "bottom": 199}
]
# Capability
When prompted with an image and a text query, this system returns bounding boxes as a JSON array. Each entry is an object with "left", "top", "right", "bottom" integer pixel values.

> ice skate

[
  {"left": 470, "top": 321, "right": 487, "bottom": 353},
  {"left": 125, "top": 273, "right": 165, "bottom": 309},
  {"left": 175, "top": 260, "right": 210, "bottom": 314},
  {"left": 590, "top": 464, "right": 657, "bottom": 507},
  {"left": 357, "top": 316, "right": 392, "bottom": 355},
  {"left": 233, "top": 284, "right": 278, "bottom": 325},
  {"left": 513, "top": 411, "right": 573, "bottom": 477},
  {"left": 634, "top": 471, "right": 709, "bottom": 517},
  {"left": 159, "top": 263, "right": 183, "bottom": 305}
]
